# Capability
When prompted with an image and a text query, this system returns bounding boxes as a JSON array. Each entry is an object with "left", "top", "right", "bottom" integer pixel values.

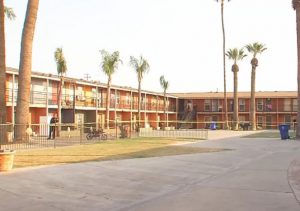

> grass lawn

[
  {"left": 14, "top": 137, "right": 225, "bottom": 169},
  {"left": 243, "top": 130, "right": 296, "bottom": 139}
]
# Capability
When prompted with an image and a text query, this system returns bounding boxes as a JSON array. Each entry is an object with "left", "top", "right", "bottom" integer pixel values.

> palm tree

[
  {"left": 293, "top": 0, "right": 300, "bottom": 139},
  {"left": 226, "top": 48, "right": 247, "bottom": 130},
  {"left": 54, "top": 47, "right": 67, "bottom": 135},
  {"left": 245, "top": 42, "right": 267, "bottom": 131},
  {"left": 130, "top": 56, "right": 150, "bottom": 130},
  {"left": 215, "top": 0, "right": 230, "bottom": 129},
  {"left": 15, "top": 0, "right": 39, "bottom": 140},
  {"left": 100, "top": 50, "right": 122, "bottom": 129},
  {"left": 0, "top": 4, "right": 15, "bottom": 125},
  {"left": 160, "top": 75, "right": 169, "bottom": 129}
]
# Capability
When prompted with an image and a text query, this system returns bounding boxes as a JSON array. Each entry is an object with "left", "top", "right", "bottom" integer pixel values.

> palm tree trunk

[
  {"left": 138, "top": 81, "right": 141, "bottom": 130},
  {"left": 15, "top": 0, "right": 39, "bottom": 141},
  {"left": 221, "top": 0, "right": 229, "bottom": 129},
  {"left": 233, "top": 70, "right": 239, "bottom": 130},
  {"left": 0, "top": 1, "right": 7, "bottom": 125},
  {"left": 57, "top": 76, "right": 63, "bottom": 136},
  {"left": 106, "top": 78, "right": 111, "bottom": 129},
  {"left": 297, "top": 6, "right": 300, "bottom": 139},
  {"left": 250, "top": 67, "right": 256, "bottom": 130}
]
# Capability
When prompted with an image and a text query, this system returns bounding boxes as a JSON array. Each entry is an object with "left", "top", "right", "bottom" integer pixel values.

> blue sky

[{"left": 5, "top": 0, "right": 297, "bottom": 93}]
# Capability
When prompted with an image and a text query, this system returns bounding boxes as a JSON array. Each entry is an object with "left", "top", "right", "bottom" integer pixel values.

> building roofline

[
  {"left": 171, "top": 91, "right": 297, "bottom": 99},
  {"left": 6, "top": 67, "right": 177, "bottom": 98}
]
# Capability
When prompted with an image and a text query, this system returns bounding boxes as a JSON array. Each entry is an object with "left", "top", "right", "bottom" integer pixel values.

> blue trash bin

[
  {"left": 210, "top": 122, "right": 217, "bottom": 130},
  {"left": 279, "top": 124, "right": 290, "bottom": 140}
]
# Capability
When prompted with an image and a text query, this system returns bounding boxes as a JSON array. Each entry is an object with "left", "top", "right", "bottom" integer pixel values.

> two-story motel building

[{"left": 4, "top": 67, "right": 298, "bottom": 131}]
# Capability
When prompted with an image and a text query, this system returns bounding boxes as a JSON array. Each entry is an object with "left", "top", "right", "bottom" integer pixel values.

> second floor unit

[
  {"left": 5, "top": 68, "right": 177, "bottom": 113},
  {"left": 174, "top": 91, "right": 298, "bottom": 114}
]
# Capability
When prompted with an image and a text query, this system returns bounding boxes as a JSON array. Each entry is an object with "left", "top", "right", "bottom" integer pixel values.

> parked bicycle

[{"left": 86, "top": 128, "right": 107, "bottom": 140}]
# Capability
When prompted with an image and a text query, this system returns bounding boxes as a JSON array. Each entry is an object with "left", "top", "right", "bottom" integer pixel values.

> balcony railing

[{"left": 5, "top": 88, "right": 176, "bottom": 112}]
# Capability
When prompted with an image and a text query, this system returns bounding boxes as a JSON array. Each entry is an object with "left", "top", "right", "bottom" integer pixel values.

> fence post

[
  {"left": 80, "top": 123, "right": 83, "bottom": 145},
  {"left": 53, "top": 123, "right": 56, "bottom": 149}
]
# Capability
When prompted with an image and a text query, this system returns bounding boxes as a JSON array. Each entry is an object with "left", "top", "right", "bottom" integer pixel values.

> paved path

[{"left": 0, "top": 133, "right": 300, "bottom": 211}]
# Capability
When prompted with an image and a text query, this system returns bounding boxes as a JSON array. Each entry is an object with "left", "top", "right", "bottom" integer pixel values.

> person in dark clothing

[{"left": 48, "top": 114, "right": 58, "bottom": 139}]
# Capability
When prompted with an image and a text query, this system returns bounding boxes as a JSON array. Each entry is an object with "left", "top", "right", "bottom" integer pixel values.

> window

[
  {"left": 212, "top": 116, "right": 218, "bottom": 122},
  {"left": 229, "top": 100, "right": 234, "bottom": 112},
  {"left": 265, "top": 98, "right": 272, "bottom": 112},
  {"left": 76, "top": 87, "right": 85, "bottom": 100},
  {"left": 257, "top": 99, "right": 263, "bottom": 111},
  {"left": 125, "top": 93, "right": 131, "bottom": 105},
  {"left": 204, "top": 116, "right": 211, "bottom": 128},
  {"left": 218, "top": 101, "right": 223, "bottom": 112},
  {"left": 204, "top": 100, "right": 211, "bottom": 112},
  {"left": 293, "top": 99, "right": 298, "bottom": 112},
  {"left": 151, "top": 99, "right": 157, "bottom": 108},
  {"left": 98, "top": 90, "right": 103, "bottom": 105},
  {"left": 212, "top": 100, "right": 218, "bottom": 112},
  {"left": 166, "top": 100, "right": 170, "bottom": 109},
  {"left": 92, "top": 88, "right": 97, "bottom": 99},
  {"left": 115, "top": 91, "right": 120, "bottom": 105},
  {"left": 257, "top": 116, "right": 264, "bottom": 128},
  {"left": 283, "top": 99, "right": 291, "bottom": 112},
  {"left": 284, "top": 115, "right": 291, "bottom": 124},
  {"left": 239, "top": 99, "right": 246, "bottom": 112}
]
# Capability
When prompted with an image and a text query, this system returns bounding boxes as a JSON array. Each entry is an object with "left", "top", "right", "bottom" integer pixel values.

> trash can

[
  {"left": 279, "top": 124, "right": 290, "bottom": 140},
  {"left": 210, "top": 122, "right": 217, "bottom": 130}
]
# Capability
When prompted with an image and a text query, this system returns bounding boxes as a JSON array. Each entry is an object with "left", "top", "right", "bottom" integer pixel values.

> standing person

[{"left": 48, "top": 113, "right": 58, "bottom": 139}]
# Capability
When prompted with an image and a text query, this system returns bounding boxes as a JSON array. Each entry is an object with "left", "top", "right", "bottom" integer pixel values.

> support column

[
  {"left": 46, "top": 78, "right": 49, "bottom": 118},
  {"left": 12, "top": 74, "right": 15, "bottom": 125},
  {"left": 96, "top": 86, "right": 99, "bottom": 130},
  {"left": 144, "top": 93, "right": 147, "bottom": 128},
  {"left": 166, "top": 96, "right": 169, "bottom": 127}
]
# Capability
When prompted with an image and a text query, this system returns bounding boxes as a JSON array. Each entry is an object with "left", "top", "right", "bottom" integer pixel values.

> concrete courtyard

[{"left": 0, "top": 131, "right": 300, "bottom": 211}]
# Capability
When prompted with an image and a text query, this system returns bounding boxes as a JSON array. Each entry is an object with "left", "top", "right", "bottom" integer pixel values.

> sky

[{"left": 4, "top": 0, "right": 297, "bottom": 93}]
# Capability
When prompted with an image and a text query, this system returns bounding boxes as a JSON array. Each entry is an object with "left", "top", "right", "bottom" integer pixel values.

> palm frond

[
  {"left": 100, "top": 50, "right": 122, "bottom": 78},
  {"left": 245, "top": 42, "right": 267, "bottom": 58},
  {"left": 130, "top": 56, "right": 150, "bottom": 81},
  {"left": 4, "top": 7, "right": 16, "bottom": 20},
  {"left": 54, "top": 48, "right": 67, "bottom": 76},
  {"left": 226, "top": 48, "right": 247, "bottom": 63},
  {"left": 160, "top": 75, "right": 169, "bottom": 92}
]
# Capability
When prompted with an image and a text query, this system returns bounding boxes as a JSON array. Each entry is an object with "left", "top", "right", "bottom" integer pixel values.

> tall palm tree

[
  {"left": 130, "top": 56, "right": 150, "bottom": 130},
  {"left": 15, "top": 0, "right": 39, "bottom": 140},
  {"left": 245, "top": 42, "right": 267, "bottom": 131},
  {"left": 215, "top": 0, "right": 230, "bottom": 129},
  {"left": 226, "top": 48, "right": 247, "bottom": 130},
  {"left": 100, "top": 50, "right": 122, "bottom": 129},
  {"left": 0, "top": 4, "right": 15, "bottom": 125},
  {"left": 54, "top": 47, "right": 67, "bottom": 135},
  {"left": 293, "top": 0, "right": 300, "bottom": 139},
  {"left": 160, "top": 75, "right": 169, "bottom": 129}
]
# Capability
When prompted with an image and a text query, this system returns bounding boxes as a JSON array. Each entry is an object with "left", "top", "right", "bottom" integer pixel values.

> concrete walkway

[{"left": 0, "top": 132, "right": 300, "bottom": 211}]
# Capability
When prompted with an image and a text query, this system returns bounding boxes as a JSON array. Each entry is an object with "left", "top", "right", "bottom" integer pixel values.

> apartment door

[
  {"left": 257, "top": 116, "right": 264, "bottom": 129},
  {"left": 204, "top": 116, "right": 211, "bottom": 129},
  {"left": 97, "top": 114, "right": 105, "bottom": 129},
  {"left": 132, "top": 115, "right": 137, "bottom": 131},
  {"left": 266, "top": 115, "right": 272, "bottom": 129},
  {"left": 75, "top": 113, "right": 84, "bottom": 126},
  {"left": 145, "top": 115, "right": 149, "bottom": 128}
]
